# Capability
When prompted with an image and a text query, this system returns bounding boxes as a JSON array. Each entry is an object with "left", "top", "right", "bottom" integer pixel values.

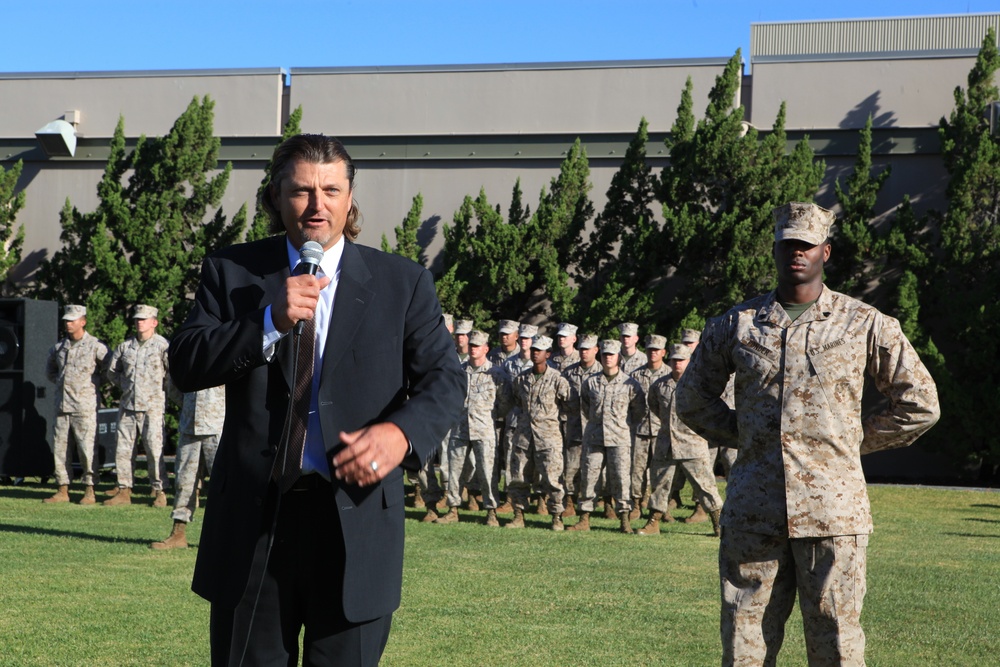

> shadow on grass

[
  {"left": 963, "top": 517, "right": 1000, "bottom": 525},
  {"left": 942, "top": 531, "right": 1000, "bottom": 539},
  {"left": 0, "top": 522, "right": 153, "bottom": 546},
  {"left": 970, "top": 504, "right": 1000, "bottom": 509}
]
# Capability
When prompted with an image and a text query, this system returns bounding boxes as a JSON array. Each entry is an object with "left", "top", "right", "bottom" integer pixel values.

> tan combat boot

[
  {"left": 551, "top": 515, "right": 564, "bottom": 532},
  {"left": 152, "top": 491, "right": 168, "bottom": 508},
  {"left": 43, "top": 485, "right": 70, "bottom": 504},
  {"left": 496, "top": 499, "right": 513, "bottom": 514},
  {"left": 420, "top": 507, "right": 439, "bottom": 523},
  {"left": 505, "top": 508, "right": 526, "bottom": 528},
  {"left": 566, "top": 512, "right": 590, "bottom": 532},
  {"left": 485, "top": 509, "right": 499, "bottom": 527},
  {"left": 103, "top": 487, "right": 132, "bottom": 506},
  {"left": 637, "top": 511, "right": 663, "bottom": 536},
  {"left": 603, "top": 497, "right": 616, "bottom": 519},
  {"left": 79, "top": 486, "right": 96, "bottom": 505},
  {"left": 536, "top": 495, "right": 549, "bottom": 515},
  {"left": 710, "top": 509, "right": 722, "bottom": 537},
  {"left": 629, "top": 497, "right": 642, "bottom": 521},
  {"left": 105, "top": 486, "right": 120, "bottom": 498},
  {"left": 150, "top": 521, "right": 188, "bottom": 550},
  {"left": 467, "top": 493, "right": 480, "bottom": 512},
  {"left": 434, "top": 507, "right": 459, "bottom": 524},
  {"left": 619, "top": 512, "right": 634, "bottom": 534},
  {"left": 685, "top": 505, "right": 708, "bottom": 524},
  {"left": 413, "top": 483, "right": 425, "bottom": 509},
  {"left": 561, "top": 495, "right": 576, "bottom": 518}
]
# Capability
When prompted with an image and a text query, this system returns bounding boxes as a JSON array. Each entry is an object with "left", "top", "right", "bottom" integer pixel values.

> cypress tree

[{"left": 0, "top": 160, "right": 25, "bottom": 293}]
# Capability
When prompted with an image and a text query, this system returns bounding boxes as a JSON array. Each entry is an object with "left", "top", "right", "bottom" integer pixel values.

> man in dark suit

[{"left": 169, "top": 134, "right": 464, "bottom": 666}]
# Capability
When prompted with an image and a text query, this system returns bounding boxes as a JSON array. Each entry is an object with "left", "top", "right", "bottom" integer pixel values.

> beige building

[{"left": 2, "top": 12, "right": 998, "bottom": 281}]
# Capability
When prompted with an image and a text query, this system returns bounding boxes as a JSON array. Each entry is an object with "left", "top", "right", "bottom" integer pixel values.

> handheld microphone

[{"left": 293, "top": 241, "right": 325, "bottom": 336}]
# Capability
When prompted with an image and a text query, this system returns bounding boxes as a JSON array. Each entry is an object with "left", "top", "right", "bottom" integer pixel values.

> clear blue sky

[{"left": 5, "top": 0, "right": 995, "bottom": 73}]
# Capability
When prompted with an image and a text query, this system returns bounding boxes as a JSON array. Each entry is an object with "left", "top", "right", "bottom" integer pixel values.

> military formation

[
  {"left": 41, "top": 303, "right": 224, "bottom": 550},
  {"left": 418, "top": 316, "right": 726, "bottom": 536}
]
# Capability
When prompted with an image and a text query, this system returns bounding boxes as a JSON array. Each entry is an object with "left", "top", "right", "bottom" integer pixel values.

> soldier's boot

[
  {"left": 485, "top": 509, "right": 500, "bottom": 527},
  {"left": 434, "top": 507, "right": 460, "bottom": 524},
  {"left": 467, "top": 493, "right": 480, "bottom": 512},
  {"left": 603, "top": 497, "right": 616, "bottom": 519},
  {"left": 103, "top": 487, "right": 132, "bottom": 506},
  {"left": 684, "top": 505, "right": 709, "bottom": 524},
  {"left": 43, "top": 485, "right": 70, "bottom": 504},
  {"left": 150, "top": 521, "right": 188, "bottom": 550},
  {"left": 710, "top": 509, "right": 722, "bottom": 537},
  {"left": 536, "top": 494, "right": 549, "bottom": 515},
  {"left": 79, "top": 486, "right": 97, "bottom": 505},
  {"left": 420, "top": 507, "right": 439, "bottom": 523},
  {"left": 505, "top": 508, "right": 526, "bottom": 529},
  {"left": 436, "top": 496, "right": 449, "bottom": 511},
  {"left": 561, "top": 495, "right": 577, "bottom": 518},
  {"left": 566, "top": 512, "right": 590, "bottom": 532},
  {"left": 662, "top": 507, "right": 676, "bottom": 523},
  {"left": 629, "top": 497, "right": 642, "bottom": 521},
  {"left": 152, "top": 491, "right": 168, "bottom": 508},
  {"left": 413, "top": 483, "right": 425, "bottom": 509},
  {"left": 496, "top": 499, "right": 513, "bottom": 514},
  {"left": 637, "top": 511, "right": 663, "bottom": 536},
  {"left": 551, "top": 515, "right": 564, "bottom": 532},
  {"left": 619, "top": 512, "right": 634, "bottom": 534},
  {"left": 667, "top": 496, "right": 677, "bottom": 511}
]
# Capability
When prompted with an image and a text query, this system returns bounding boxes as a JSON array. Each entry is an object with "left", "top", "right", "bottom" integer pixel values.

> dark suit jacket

[{"left": 169, "top": 235, "right": 463, "bottom": 622}]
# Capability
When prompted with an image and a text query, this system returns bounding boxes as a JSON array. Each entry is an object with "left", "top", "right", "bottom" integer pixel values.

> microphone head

[{"left": 299, "top": 241, "right": 325, "bottom": 270}]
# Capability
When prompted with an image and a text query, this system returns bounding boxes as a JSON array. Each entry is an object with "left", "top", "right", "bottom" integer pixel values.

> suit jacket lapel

[{"left": 321, "top": 241, "right": 373, "bottom": 378}]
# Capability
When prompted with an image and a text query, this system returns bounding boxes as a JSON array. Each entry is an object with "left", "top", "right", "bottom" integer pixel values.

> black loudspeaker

[{"left": 0, "top": 299, "right": 58, "bottom": 478}]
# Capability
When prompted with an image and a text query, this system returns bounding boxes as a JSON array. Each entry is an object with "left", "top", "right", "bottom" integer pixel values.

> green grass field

[{"left": 0, "top": 479, "right": 996, "bottom": 666}]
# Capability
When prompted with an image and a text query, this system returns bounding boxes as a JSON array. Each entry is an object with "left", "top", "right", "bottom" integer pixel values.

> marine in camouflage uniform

[
  {"left": 497, "top": 322, "right": 536, "bottom": 508},
  {"left": 683, "top": 328, "right": 738, "bottom": 479},
  {"left": 411, "top": 314, "right": 451, "bottom": 517},
  {"left": 548, "top": 322, "right": 580, "bottom": 372},
  {"left": 450, "top": 319, "right": 479, "bottom": 500},
  {"left": 435, "top": 330, "right": 512, "bottom": 527},
  {"left": 486, "top": 319, "right": 520, "bottom": 508},
  {"left": 676, "top": 202, "right": 940, "bottom": 667},
  {"left": 618, "top": 322, "right": 648, "bottom": 376},
  {"left": 561, "top": 334, "right": 600, "bottom": 516},
  {"left": 628, "top": 334, "right": 670, "bottom": 518},
  {"left": 151, "top": 384, "right": 225, "bottom": 549},
  {"left": 568, "top": 339, "right": 645, "bottom": 534},
  {"left": 507, "top": 335, "right": 571, "bottom": 530},
  {"left": 104, "top": 304, "right": 171, "bottom": 506},
  {"left": 43, "top": 305, "right": 110, "bottom": 505},
  {"left": 637, "top": 344, "right": 723, "bottom": 537}
]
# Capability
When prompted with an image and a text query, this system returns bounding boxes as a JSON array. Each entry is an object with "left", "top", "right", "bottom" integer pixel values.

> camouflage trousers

[
  {"left": 715, "top": 446, "right": 738, "bottom": 477},
  {"left": 114, "top": 409, "right": 166, "bottom": 491},
  {"left": 631, "top": 434, "right": 655, "bottom": 500},
  {"left": 445, "top": 435, "right": 497, "bottom": 509},
  {"left": 578, "top": 443, "right": 631, "bottom": 514},
  {"left": 171, "top": 432, "right": 218, "bottom": 523},
  {"left": 508, "top": 441, "right": 565, "bottom": 514},
  {"left": 562, "top": 440, "right": 582, "bottom": 496},
  {"left": 648, "top": 454, "right": 722, "bottom": 514},
  {"left": 407, "top": 449, "right": 444, "bottom": 505},
  {"left": 52, "top": 412, "right": 97, "bottom": 486},
  {"left": 720, "top": 528, "right": 868, "bottom": 667}
]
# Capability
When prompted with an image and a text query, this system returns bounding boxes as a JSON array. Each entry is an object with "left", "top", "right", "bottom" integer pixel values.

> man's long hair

[{"left": 260, "top": 134, "right": 363, "bottom": 241}]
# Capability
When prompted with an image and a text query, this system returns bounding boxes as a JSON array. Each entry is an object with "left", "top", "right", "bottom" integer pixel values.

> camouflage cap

[
  {"left": 600, "top": 339, "right": 622, "bottom": 355},
  {"left": 668, "top": 343, "right": 692, "bottom": 360},
  {"left": 132, "top": 304, "right": 158, "bottom": 320},
  {"left": 556, "top": 322, "right": 578, "bottom": 337},
  {"left": 518, "top": 323, "right": 538, "bottom": 338},
  {"left": 531, "top": 335, "right": 553, "bottom": 351},
  {"left": 442, "top": 313, "right": 454, "bottom": 329},
  {"left": 681, "top": 328, "right": 701, "bottom": 344},
  {"left": 468, "top": 329, "right": 490, "bottom": 347},
  {"left": 577, "top": 334, "right": 599, "bottom": 350},
  {"left": 497, "top": 319, "right": 519, "bottom": 334},
  {"left": 62, "top": 304, "right": 86, "bottom": 321},
  {"left": 454, "top": 319, "right": 474, "bottom": 335},
  {"left": 773, "top": 202, "right": 835, "bottom": 246},
  {"left": 618, "top": 322, "right": 639, "bottom": 337},
  {"left": 645, "top": 334, "right": 667, "bottom": 350}
]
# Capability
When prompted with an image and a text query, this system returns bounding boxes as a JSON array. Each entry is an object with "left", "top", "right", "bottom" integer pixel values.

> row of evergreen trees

[{"left": 0, "top": 34, "right": 997, "bottom": 478}]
